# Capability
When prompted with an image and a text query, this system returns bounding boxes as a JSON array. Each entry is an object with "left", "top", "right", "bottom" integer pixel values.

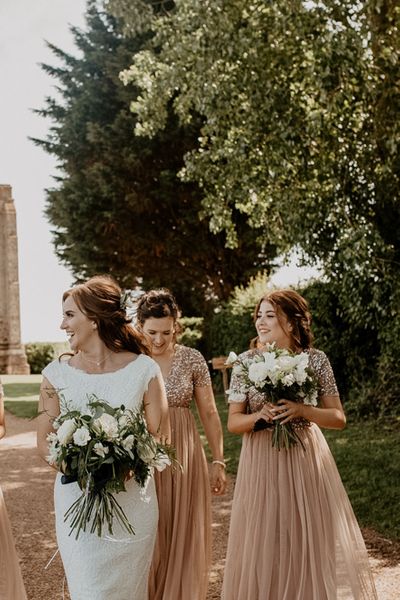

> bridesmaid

[
  {"left": 222, "top": 289, "right": 377, "bottom": 600},
  {"left": 136, "top": 289, "right": 226, "bottom": 600},
  {"left": 0, "top": 379, "right": 28, "bottom": 600}
]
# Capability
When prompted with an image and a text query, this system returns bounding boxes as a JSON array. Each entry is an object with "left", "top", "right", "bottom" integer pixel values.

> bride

[{"left": 37, "top": 275, "right": 170, "bottom": 600}]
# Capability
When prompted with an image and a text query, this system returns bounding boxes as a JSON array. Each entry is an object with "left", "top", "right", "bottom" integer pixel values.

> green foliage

[
  {"left": 33, "top": 1, "right": 275, "bottom": 315},
  {"left": 24, "top": 343, "right": 55, "bottom": 374},
  {"left": 205, "top": 273, "right": 269, "bottom": 357},
  {"left": 112, "top": 0, "right": 400, "bottom": 406},
  {"left": 177, "top": 316, "right": 204, "bottom": 349}
]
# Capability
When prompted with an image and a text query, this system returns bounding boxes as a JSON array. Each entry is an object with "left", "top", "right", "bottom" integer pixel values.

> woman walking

[
  {"left": 222, "top": 289, "right": 377, "bottom": 600},
  {"left": 37, "top": 275, "right": 170, "bottom": 600},
  {"left": 136, "top": 289, "right": 226, "bottom": 600}
]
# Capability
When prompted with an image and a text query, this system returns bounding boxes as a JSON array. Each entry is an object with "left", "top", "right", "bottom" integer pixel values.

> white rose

[
  {"left": 46, "top": 446, "right": 60, "bottom": 465},
  {"left": 118, "top": 414, "right": 130, "bottom": 428},
  {"left": 93, "top": 442, "right": 109, "bottom": 458},
  {"left": 248, "top": 362, "right": 270, "bottom": 386},
  {"left": 225, "top": 351, "right": 238, "bottom": 366},
  {"left": 154, "top": 452, "right": 171, "bottom": 472},
  {"left": 56, "top": 419, "right": 77, "bottom": 444},
  {"left": 281, "top": 373, "right": 295, "bottom": 386},
  {"left": 73, "top": 426, "right": 91, "bottom": 447},
  {"left": 121, "top": 435, "right": 135, "bottom": 451},
  {"left": 93, "top": 413, "right": 119, "bottom": 440}
]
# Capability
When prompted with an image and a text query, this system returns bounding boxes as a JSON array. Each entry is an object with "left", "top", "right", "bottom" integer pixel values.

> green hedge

[{"left": 24, "top": 343, "right": 55, "bottom": 374}]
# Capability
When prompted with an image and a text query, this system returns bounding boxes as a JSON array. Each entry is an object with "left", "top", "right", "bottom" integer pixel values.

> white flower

[
  {"left": 118, "top": 414, "right": 130, "bottom": 428},
  {"left": 56, "top": 419, "right": 77, "bottom": 444},
  {"left": 261, "top": 352, "right": 277, "bottom": 372},
  {"left": 153, "top": 452, "right": 171, "bottom": 472},
  {"left": 304, "top": 390, "right": 318, "bottom": 407},
  {"left": 248, "top": 362, "right": 271, "bottom": 386},
  {"left": 73, "top": 427, "right": 91, "bottom": 447},
  {"left": 121, "top": 435, "right": 135, "bottom": 451},
  {"left": 93, "top": 442, "right": 109, "bottom": 458},
  {"left": 93, "top": 413, "right": 119, "bottom": 441},
  {"left": 281, "top": 373, "right": 295, "bottom": 386},
  {"left": 137, "top": 440, "right": 157, "bottom": 462},
  {"left": 226, "top": 351, "right": 238, "bottom": 366}
]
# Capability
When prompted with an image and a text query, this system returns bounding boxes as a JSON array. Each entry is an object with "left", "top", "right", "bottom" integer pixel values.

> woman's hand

[
  {"left": 210, "top": 463, "right": 227, "bottom": 496},
  {"left": 273, "top": 399, "right": 305, "bottom": 425},
  {"left": 256, "top": 402, "right": 276, "bottom": 424}
]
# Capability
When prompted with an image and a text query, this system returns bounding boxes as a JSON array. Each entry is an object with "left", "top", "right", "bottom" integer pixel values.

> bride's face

[
  {"left": 61, "top": 295, "right": 97, "bottom": 352},
  {"left": 255, "top": 300, "right": 293, "bottom": 349},
  {"left": 141, "top": 316, "right": 175, "bottom": 357}
]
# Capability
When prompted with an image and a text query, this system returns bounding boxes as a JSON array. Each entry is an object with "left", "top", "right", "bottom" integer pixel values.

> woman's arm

[
  {"left": 194, "top": 385, "right": 227, "bottom": 495},
  {"left": 37, "top": 377, "right": 60, "bottom": 462},
  {"left": 144, "top": 372, "right": 171, "bottom": 443},
  {"left": 273, "top": 395, "right": 346, "bottom": 430}
]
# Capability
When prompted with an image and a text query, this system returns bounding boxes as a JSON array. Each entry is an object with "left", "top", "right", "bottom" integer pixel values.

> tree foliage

[
  {"left": 111, "top": 0, "right": 400, "bottom": 410},
  {"left": 33, "top": 1, "right": 275, "bottom": 315}
]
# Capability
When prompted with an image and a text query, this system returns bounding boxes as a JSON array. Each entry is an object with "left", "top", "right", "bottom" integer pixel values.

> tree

[
  {"left": 112, "top": 0, "right": 400, "bottom": 410},
  {"left": 33, "top": 1, "right": 275, "bottom": 315}
]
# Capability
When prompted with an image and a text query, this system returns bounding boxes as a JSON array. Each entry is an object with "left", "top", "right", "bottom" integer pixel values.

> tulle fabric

[
  {"left": 148, "top": 407, "right": 211, "bottom": 600},
  {"left": 0, "top": 486, "right": 27, "bottom": 600},
  {"left": 222, "top": 425, "right": 377, "bottom": 600}
]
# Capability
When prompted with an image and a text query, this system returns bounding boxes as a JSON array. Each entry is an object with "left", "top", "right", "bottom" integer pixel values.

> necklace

[{"left": 79, "top": 350, "right": 113, "bottom": 367}]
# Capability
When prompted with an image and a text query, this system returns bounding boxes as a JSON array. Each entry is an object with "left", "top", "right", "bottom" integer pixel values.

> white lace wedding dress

[{"left": 42, "top": 355, "right": 160, "bottom": 600}]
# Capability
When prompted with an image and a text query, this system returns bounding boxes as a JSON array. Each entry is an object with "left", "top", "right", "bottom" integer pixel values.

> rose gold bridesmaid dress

[
  {"left": 0, "top": 485, "right": 27, "bottom": 600},
  {"left": 148, "top": 345, "right": 212, "bottom": 600},
  {"left": 222, "top": 348, "right": 378, "bottom": 600}
]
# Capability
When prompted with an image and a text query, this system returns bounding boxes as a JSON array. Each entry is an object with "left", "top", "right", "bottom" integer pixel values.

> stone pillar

[{"left": 0, "top": 184, "right": 30, "bottom": 374}]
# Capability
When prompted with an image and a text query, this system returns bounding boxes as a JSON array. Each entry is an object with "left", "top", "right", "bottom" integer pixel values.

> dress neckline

[{"left": 62, "top": 353, "right": 145, "bottom": 376}]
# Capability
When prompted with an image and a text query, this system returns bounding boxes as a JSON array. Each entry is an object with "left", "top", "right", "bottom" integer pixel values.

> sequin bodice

[
  {"left": 228, "top": 347, "right": 339, "bottom": 413},
  {"left": 164, "top": 345, "right": 211, "bottom": 408}
]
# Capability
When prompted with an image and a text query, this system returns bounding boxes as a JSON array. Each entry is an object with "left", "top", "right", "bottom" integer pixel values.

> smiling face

[
  {"left": 255, "top": 300, "right": 293, "bottom": 350},
  {"left": 141, "top": 316, "right": 175, "bottom": 357},
  {"left": 61, "top": 295, "right": 97, "bottom": 352}
]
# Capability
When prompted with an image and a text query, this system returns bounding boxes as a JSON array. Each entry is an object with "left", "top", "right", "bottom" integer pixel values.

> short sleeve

[
  {"left": 141, "top": 355, "right": 162, "bottom": 392},
  {"left": 190, "top": 348, "right": 211, "bottom": 387},
  {"left": 310, "top": 350, "right": 339, "bottom": 398},
  {"left": 226, "top": 368, "right": 248, "bottom": 403},
  {"left": 42, "top": 359, "right": 67, "bottom": 392}
]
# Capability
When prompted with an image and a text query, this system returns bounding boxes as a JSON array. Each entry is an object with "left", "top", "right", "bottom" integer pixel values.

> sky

[{"left": 0, "top": 0, "right": 318, "bottom": 343}]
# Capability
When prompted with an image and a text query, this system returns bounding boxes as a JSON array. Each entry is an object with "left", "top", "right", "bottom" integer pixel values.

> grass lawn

[
  {"left": 195, "top": 394, "right": 400, "bottom": 541},
  {"left": 2, "top": 374, "right": 40, "bottom": 419}
]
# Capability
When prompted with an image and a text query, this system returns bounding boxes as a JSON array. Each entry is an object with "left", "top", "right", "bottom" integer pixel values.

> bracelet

[{"left": 212, "top": 460, "right": 226, "bottom": 468}]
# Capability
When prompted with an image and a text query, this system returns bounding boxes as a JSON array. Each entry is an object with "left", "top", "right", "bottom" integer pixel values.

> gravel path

[{"left": 1, "top": 413, "right": 398, "bottom": 599}]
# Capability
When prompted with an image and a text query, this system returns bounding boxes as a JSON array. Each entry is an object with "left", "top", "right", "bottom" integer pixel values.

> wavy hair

[
  {"left": 253, "top": 289, "right": 313, "bottom": 351},
  {"left": 63, "top": 275, "right": 150, "bottom": 355}
]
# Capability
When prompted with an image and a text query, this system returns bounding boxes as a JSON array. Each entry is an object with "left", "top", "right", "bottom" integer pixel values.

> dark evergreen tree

[{"left": 33, "top": 2, "right": 275, "bottom": 315}]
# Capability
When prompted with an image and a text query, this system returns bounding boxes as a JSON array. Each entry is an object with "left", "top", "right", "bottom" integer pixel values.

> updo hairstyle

[
  {"left": 63, "top": 275, "right": 149, "bottom": 355},
  {"left": 136, "top": 289, "right": 180, "bottom": 329},
  {"left": 254, "top": 289, "right": 313, "bottom": 351}
]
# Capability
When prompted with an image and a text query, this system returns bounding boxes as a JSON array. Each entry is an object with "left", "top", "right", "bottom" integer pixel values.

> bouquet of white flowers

[
  {"left": 47, "top": 395, "right": 173, "bottom": 539},
  {"left": 226, "top": 344, "right": 318, "bottom": 450}
]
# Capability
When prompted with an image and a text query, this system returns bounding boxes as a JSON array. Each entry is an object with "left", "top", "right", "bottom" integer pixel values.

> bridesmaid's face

[
  {"left": 255, "top": 300, "right": 293, "bottom": 349},
  {"left": 61, "top": 295, "right": 97, "bottom": 352},
  {"left": 141, "top": 316, "right": 175, "bottom": 356}
]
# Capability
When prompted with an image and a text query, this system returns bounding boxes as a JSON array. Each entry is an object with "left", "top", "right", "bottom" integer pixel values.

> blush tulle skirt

[
  {"left": 0, "top": 486, "right": 27, "bottom": 600},
  {"left": 222, "top": 424, "right": 377, "bottom": 600}
]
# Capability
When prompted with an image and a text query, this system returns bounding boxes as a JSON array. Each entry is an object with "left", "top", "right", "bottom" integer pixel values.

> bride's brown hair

[
  {"left": 63, "top": 275, "right": 150, "bottom": 355},
  {"left": 253, "top": 289, "right": 313, "bottom": 351}
]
